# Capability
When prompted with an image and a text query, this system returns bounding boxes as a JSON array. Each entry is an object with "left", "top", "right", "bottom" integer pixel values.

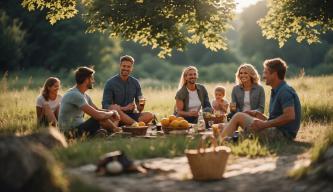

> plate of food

[
  {"left": 159, "top": 115, "right": 191, "bottom": 134},
  {"left": 122, "top": 122, "right": 149, "bottom": 136},
  {"left": 203, "top": 112, "right": 226, "bottom": 124}
]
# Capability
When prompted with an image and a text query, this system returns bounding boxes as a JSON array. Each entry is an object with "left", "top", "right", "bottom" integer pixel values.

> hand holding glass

[
  {"left": 230, "top": 103, "right": 236, "bottom": 113},
  {"left": 138, "top": 96, "right": 146, "bottom": 112}
]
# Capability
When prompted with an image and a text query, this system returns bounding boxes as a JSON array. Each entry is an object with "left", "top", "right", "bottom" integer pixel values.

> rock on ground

[{"left": 0, "top": 127, "right": 68, "bottom": 192}]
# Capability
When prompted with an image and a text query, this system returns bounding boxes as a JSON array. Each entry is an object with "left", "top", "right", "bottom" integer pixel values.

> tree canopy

[
  {"left": 3, "top": 0, "right": 333, "bottom": 80},
  {"left": 21, "top": 0, "right": 235, "bottom": 57},
  {"left": 258, "top": 0, "right": 333, "bottom": 47},
  {"left": 19, "top": 0, "right": 333, "bottom": 56}
]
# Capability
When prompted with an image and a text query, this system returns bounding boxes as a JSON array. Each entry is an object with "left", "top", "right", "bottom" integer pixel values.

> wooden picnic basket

[
  {"left": 122, "top": 126, "right": 148, "bottom": 136},
  {"left": 185, "top": 135, "right": 231, "bottom": 180},
  {"left": 203, "top": 114, "right": 226, "bottom": 124}
]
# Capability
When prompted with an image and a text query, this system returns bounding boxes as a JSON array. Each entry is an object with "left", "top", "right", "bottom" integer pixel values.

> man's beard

[
  {"left": 121, "top": 70, "right": 130, "bottom": 76},
  {"left": 264, "top": 78, "right": 270, "bottom": 85},
  {"left": 88, "top": 83, "right": 93, "bottom": 89}
]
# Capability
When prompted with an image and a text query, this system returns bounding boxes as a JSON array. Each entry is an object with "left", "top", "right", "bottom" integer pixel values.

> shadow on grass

[
  {"left": 226, "top": 134, "right": 313, "bottom": 158},
  {"left": 263, "top": 139, "right": 312, "bottom": 156}
]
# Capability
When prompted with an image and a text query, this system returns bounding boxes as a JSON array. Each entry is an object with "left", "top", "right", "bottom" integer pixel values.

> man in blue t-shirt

[
  {"left": 220, "top": 58, "right": 301, "bottom": 140},
  {"left": 102, "top": 55, "right": 154, "bottom": 125}
]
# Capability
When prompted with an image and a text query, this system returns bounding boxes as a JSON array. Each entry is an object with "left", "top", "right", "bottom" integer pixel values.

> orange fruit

[
  {"left": 169, "top": 120, "right": 179, "bottom": 128},
  {"left": 168, "top": 115, "right": 177, "bottom": 122},
  {"left": 176, "top": 117, "right": 184, "bottom": 121},
  {"left": 160, "top": 118, "right": 170, "bottom": 127},
  {"left": 138, "top": 121, "right": 145, "bottom": 126},
  {"left": 179, "top": 120, "right": 189, "bottom": 128}
]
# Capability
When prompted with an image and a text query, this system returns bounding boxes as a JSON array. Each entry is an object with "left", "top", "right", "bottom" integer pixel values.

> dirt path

[{"left": 67, "top": 152, "right": 333, "bottom": 192}]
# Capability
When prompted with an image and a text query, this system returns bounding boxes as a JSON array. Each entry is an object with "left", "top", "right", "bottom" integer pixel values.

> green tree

[
  {"left": 21, "top": 0, "right": 236, "bottom": 57},
  {"left": 238, "top": 1, "right": 332, "bottom": 70},
  {"left": 0, "top": 10, "right": 26, "bottom": 71},
  {"left": 1, "top": 0, "right": 122, "bottom": 72},
  {"left": 258, "top": 0, "right": 333, "bottom": 47}
]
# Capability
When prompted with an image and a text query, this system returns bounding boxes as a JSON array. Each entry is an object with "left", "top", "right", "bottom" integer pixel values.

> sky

[{"left": 235, "top": 0, "right": 262, "bottom": 12}]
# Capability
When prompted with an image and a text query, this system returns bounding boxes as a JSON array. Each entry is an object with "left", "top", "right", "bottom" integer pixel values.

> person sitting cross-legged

[
  {"left": 58, "top": 67, "right": 121, "bottom": 138},
  {"left": 102, "top": 55, "right": 154, "bottom": 126},
  {"left": 229, "top": 63, "right": 265, "bottom": 117},
  {"left": 36, "top": 77, "right": 62, "bottom": 127},
  {"left": 175, "top": 66, "right": 212, "bottom": 124},
  {"left": 220, "top": 58, "right": 301, "bottom": 140}
]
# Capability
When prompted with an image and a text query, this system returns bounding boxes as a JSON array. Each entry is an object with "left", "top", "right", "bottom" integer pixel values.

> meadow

[{"left": 1, "top": 73, "right": 333, "bottom": 168}]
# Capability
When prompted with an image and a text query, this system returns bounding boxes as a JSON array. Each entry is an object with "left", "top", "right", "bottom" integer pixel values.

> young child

[{"left": 212, "top": 86, "right": 229, "bottom": 114}]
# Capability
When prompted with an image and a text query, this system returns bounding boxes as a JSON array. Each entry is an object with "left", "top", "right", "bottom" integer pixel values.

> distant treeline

[{"left": 1, "top": 0, "right": 333, "bottom": 83}]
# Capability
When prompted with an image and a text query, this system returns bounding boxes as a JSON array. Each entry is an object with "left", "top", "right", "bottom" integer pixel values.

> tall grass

[
  {"left": 2, "top": 71, "right": 333, "bottom": 122},
  {"left": 0, "top": 88, "right": 38, "bottom": 134},
  {"left": 0, "top": 71, "right": 8, "bottom": 93},
  {"left": 289, "top": 123, "right": 333, "bottom": 180}
]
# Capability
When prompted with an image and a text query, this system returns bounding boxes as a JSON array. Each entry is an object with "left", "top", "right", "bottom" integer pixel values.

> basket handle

[{"left": 197, "top": 135, "right": 218, "bottom": 154}]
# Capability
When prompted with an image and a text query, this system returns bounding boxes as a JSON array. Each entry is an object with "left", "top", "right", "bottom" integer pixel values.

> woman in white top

[
  {"left": 175, "top": 66, "right": 212, "bottom": 123},
  {"left": 36, "top": 77, "right": 62, "bottom": 127},
  {"left": 230, "top": 64, "right": 265, "bottom": 115}
]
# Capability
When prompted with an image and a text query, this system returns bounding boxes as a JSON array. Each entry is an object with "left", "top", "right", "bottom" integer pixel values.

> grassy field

[
  {"left": 1, "top": 73, "right": 333, "bottom": 191},
  {"left": 1, "top": 74, "right": 333, "bottom": 167}
]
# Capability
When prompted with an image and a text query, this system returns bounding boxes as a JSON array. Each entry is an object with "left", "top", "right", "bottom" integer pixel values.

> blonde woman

[
  {"left": 36, "top": 77, "right": 62, "bottom": 127},
  {"left": 175, "top": 66, "right": 212, "bottom": 123},
  {"left": 230, "top": 63, "right": 265, "bottom": 115}
]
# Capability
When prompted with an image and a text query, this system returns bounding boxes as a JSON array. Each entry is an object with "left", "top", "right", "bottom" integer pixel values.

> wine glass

[
  {"left": 138, "top": 96, "right": 146, "bottom": 112},
  {"left": 208, "top": 120, "right": 214, "bottom": 128},
  {"left": 230, "top": 103, "right": 236, "bottom": 113}
]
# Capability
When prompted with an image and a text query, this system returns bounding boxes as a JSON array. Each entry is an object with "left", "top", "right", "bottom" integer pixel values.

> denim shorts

[
  {"left": 76, "top": 117, "right": 101, "bottom": 136},
  {"left": 118, "top": 112, "right": 141, "bottom": 126},
  {"left": 126, "top": 112, "right": 141, "bottom": 122}
]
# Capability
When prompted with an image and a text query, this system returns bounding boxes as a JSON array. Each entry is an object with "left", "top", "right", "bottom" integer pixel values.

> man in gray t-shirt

[
  {"left": 59, "top": 87, "right": 94, "bottom": 129},
  {"left": 58, "top": 67, "right": 120, "bottom": 137}
]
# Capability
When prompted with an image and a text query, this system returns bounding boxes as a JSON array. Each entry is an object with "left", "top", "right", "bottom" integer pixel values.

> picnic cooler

[{"left": 185, "top": 135, "right": 231, "bottom": 180}]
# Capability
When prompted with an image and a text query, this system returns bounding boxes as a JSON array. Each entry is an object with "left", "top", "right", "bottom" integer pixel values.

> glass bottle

[{"left": 197, "top": 110, "right": 206, "bottom": 131}]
